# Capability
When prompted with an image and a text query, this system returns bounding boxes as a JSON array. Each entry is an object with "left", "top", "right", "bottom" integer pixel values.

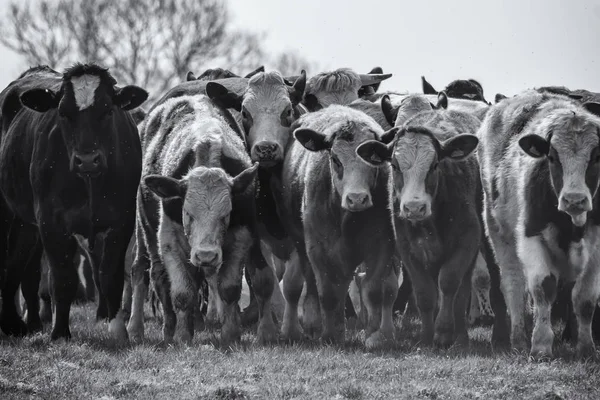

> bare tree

[
  {"left": 268, "top": 51, "right": 324, "bottom": 77},
  {"left": 0, "top": 0, "right": 265, "bottom": 101}
]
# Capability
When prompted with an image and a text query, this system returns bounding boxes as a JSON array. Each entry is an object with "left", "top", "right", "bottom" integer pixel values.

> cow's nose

[
  {"left": 194, "top": 249, "right": 220, "bottom": 266},
  {"left": 403, "top": 201, "right": 428, "bottom": 220},
  {"left": 73, "top": 150, "right": 103, "bottom": 174},
  {"left": 344, "top": 192, "right": 372, "bottom": 211},
  {"left": 562, "top": 192, "right": 588, "bottom": 210},
  {"left": 252, "top": 141, "right": 282, "bottom": 163}
]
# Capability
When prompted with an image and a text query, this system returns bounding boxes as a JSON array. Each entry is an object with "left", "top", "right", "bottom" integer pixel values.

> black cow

[
  {"left": 357, "top": 108, "right": 482, "bottom": 348},
  {"left": 0, "top": 63, "right": 147, "bottom": 340},
  {"left": 185, "top": 66, "right": 265, "bottom": 82},
  {"left": 422, "top": 76, "right": 490, "bottom": 105}
]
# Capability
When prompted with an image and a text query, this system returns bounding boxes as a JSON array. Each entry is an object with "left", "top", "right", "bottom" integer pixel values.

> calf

[
  {"left": 0, "top": 63, "right": 147, "bottom": 340},
  {"left": 357, "top": 109, "right": 481, "bottom": 347},
  {"left": 422, "top": 76, "right": 490, "bottom": 105},
  {"left": 131, "top": 94, "right": 275, "bottom": 344},
  {"left": 478, "top": 90, "right": 600, "bottom": 358},
  {"left": 282, "top": 105, "right": 400, "bottom": 348}
]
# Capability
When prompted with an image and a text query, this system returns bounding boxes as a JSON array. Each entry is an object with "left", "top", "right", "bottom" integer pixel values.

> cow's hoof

[
  {"left": 576, "top": 343, "right": 596, "bottom": 360},
  {"left": 127, "top": 322, "right": 145, "bottom": 342},
  {"left": 109, "top": 317, "right": 128, "bottom": 343},
  {"left": 511, "top": 335, "right": 530, "bottom": 353},
  {"left": 281, "top": 323, "right": 304, "bottom": 344},
  {"left": 221, "top": 326, "right": 241, "bottom": 347},
  {"left": 0, "top": 316, "right": 28, "bottom": 337},
  {"left": 454, "top": 332, "right": 470, "bottom": 348},
  {"left": 529, "top": 347, "right": 554, "bottom": 361},
  {"left": 434, "top": 330, "right": 455, "bottom": 349},
  {"left": 365, "top": 330, "right": 394, "bottom": 351},
  {"left": 178, "top": 330, "right": 193, "bottom": 346},
  {"left": 320, "top": 330, "right": 344, "bottom": 346},
  {"left": 26, "top": 317, "right": 43, "bottom": 334},
  {"left": 257, "top": 322, "right": 278, "bottom": 345},
  {"left": 50, "top": 327, "right": 72, "bottom": 341}
]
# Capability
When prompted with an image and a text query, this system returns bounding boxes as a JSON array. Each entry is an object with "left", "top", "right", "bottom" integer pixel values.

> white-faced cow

[
  {"left": 0, "top": 63, "right": 147, "bottom": 341},
  {"left": 130, "top": 93, "right": 280, "bottom": 345},
  {"left": 357, "top": 108, "right": 482, "bottom": 348},
  {"left": 478, "top": 90, "right": 600, "bottom": 358},
  {"left": 281, "top": 105, "right": 399, "bottom": 348}
]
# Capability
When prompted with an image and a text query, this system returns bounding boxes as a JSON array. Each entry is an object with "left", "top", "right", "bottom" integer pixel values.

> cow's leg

[
  {"left": 127, "top": 235, "right": 150, "bottom": 341},
  {"left": 301, "top": 263, "right": 322, "bottom": 339},
  {"left": 246, "top": 238, "right": 278, "bottom": 344},
  {"left": 150, "top": 256, "right": 176, "bottom": 343},
  {"left": 453, "top": 264, "right": 473, "bottom": 347},
  {"left": 42, "top": 232, "right": 78, "bottom": 341},
  {"left": 20, "top": 236, "right": 43, "bottom": 333},
  {"left": 38, "top": 254, "right": 52, "bottom": 324},
  {"left": 205, "top": 274, "right": 223, "bottom": 328},
  {"left": 281, "top": 249, "right": 304, "bottom": 342},
  {"left": 96, "top": 229, "right": 131, "bottom": 342},
  {"left": 404, "top": 259, "right": 437, "bottom": 346},
  {"left": 82, "top": 255, "right": 95, "bottom": 302},
  {"left": 362, "top": 260, "right": 399, "bottom": 350},
  {"left": 435, "top": 248, "right": 477, "bottom": 349},
  {"left": 572, "top": 250, "right": 600, "bottom": 359},
  {"left": 484, "top": 210, "right": 527, "bottom": 351},
  {"left": 518, "top": 235, "right": 556, "bottom": 359}
]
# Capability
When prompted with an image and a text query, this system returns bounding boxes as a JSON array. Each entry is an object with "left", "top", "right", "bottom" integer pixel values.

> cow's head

[
  {"left": 302, "top": 68, "right": 392, "bottom": 112},
  {"left": 356, "top": 127, "right": 478, "bottom": 221},
  {"left": 206, "top": 70, "right": 306, "bottom": 167},
  {"left": 294, "top": 108, "right": 399, "bottom": 212},
  {"left": 19, "top": 63, "right": 148, "bottom": 177},
  {"left": 422, "top": 76, "right": 488, "bottom": 104},
  {"left": 519, "top": 103, "right": 600, "bottom": 227},
  {"left": 145, "top": 141, "right": 258, "bottom": 273},
  {"left": 382, "top": 93, "right": 448, "bottom": 127}
]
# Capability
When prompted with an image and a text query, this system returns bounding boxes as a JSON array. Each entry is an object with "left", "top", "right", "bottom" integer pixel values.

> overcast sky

[{"left": 1, "top": 0, "right": 599, "bottom": 100}]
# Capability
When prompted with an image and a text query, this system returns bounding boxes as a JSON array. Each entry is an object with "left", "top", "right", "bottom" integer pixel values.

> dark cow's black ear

[
  {"left": 436, "top": 92, "right": 448, "bottom": 109},
  {"left": 244, "top": 66, "right": 265, "bottom": 79},
  {"left": 205, "top": 82, "right": 243, "bottom": 111},
  {"left": 441, "top": 134, "right": 479, "bottom": 161},
  {"left": 288, "top": 70, "right": 307, "bottom": 106},
  {"left": 358, "top": 66, "right": 384, "bottom": 97},
  {"left": 356, "top": 140, "right": 393, "bottom": 167},
  {"left": 568, "top": 93, "right": 584, "bottom": 101},
  {"left": 381, "top": 95, "right": 398, "bottom": 127},
  {"left": 303, "top": 94, "right": 322, "bottom": 112},
  {"left": 294, "top": 128, "right": 331, "bottom": 152},
  {"left": 186, "top": 71, "right": 197, "bottom": 81},
  {"left": 495, "top": 93, "right": 507, "bottom": 103},
  {"left": 421, "top": 76, "right": 438, "bottom": 95},
  {"left": 519, "top": 135, "right": 549, "bottom": 158},
  {"left": 20, "top": 88, "right": 59, "bottom": 112},
  {"left": 232, "top": 163, "right": 259, "bottom": 194},
  {"left": 144, "top": 175, "right": 185, "bottom": 199},
  {"left": 115, "top": 86, "right": 149, "bottom": 110},
  {"left": 380, "top": 127, "right": 400, "bottom": 144},
  {"left": 584, "top": 102, "right": 600, "bottom": 118}
]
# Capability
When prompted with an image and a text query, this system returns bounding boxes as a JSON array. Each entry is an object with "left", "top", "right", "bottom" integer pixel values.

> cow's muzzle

[
  {"left": 559, "top": 191, "right": 592, "bottom": 227},
  {"left": 251, "top": 141, "right": 283, "bottom": 167},
  {"left": 72, "top": 150, "right": 106, "bottom": 177}
]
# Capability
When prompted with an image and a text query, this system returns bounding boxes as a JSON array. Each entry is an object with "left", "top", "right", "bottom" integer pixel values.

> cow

[
  {"left": 185, "top": 66, "right": 265, "bottom": 82},
  {"left": 422, "top": 76, "right": 490, "bottom": 105},
  {"left": 130, "top": 92, "right": 277, "bottom": 345},
  {"left": 281, "top": 105, "right": 399, "bottom": 348},
  {"left": 357, "top": 106, "right": 482, "bottom": 348},
  {"left": 477, "top": 89, "right": 600, "bottom": 358},
  {"left": 0, "top": 63, "right": 147, "bottom": 341}
]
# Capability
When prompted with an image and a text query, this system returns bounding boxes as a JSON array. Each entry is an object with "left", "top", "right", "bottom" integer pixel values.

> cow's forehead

[
  {"left": 69, "top": 74, "right": 101, "bottom": 110},
  {"left": 394, "top": 133, "right": 436, "bottom": 170},
  {"left": 548, "top": 113, "right": 600, "bottom": 155},
  {"left": 244, "top": 72, "right": 290, "bottom": 112},
  {"left": 184, "top": 168, "right": 232, "bottom": 214}
]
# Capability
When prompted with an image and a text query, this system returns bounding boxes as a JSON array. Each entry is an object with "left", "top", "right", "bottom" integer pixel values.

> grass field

[{"left": 1, "top": 299, "right": 600, "bottom": 400}]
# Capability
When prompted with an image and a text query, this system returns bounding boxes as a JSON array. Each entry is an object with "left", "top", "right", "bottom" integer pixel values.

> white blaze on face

[
  {"left": 395, "top": 133, "right": 436, "bottom": 217},
  {"left": 71, "top": 74, "right": 101, "bottom": 110}
]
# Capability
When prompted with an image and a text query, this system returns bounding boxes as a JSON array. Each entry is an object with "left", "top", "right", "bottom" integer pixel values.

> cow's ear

[
  {"left": 303, "top": 94, "right": 322, "bottom": 112},
  {"left": 144, "top": 175, "right": 186, "bottom": 199},
  {"left": 20, "top": 89, "right": 59, "bottom": 112},
  {"left": 232, "top": 163, "right": 259, "bottom": 194},
  {"left": 244, "top": 65, "right": 264, "bottom": 79},
  {"left": 115, "top": 86, "right": 149, "bottom": 110},
  {"left": 381, "top": 95, "right": 398, "bottom": 127},
  {"left": 356, "top": 140, "right": 393, "bottom": 167},
  {"left": 519, "top": 135, "right": 549, "bottom": 158},
  {"left": 584, "top": 102, "right": 600, "bottom": 118},
  {"left": 186, "top": 71, "right": 197, "bottom": 81},
  {"left": 435, "top": 91, "right": 448, "bottom": 109},
  {"left": 421, "top": 76, "right": 438, "bottom": 95},
  {"left": 495, "top": 93, "right": 507, "bottom": 103},
  {"left": 294, "top": 128, "right": 331, "bottom": 151},
  {"left": 288, "top": 70, "right": 306, "bottom": 106},
  {"left": 205, "top": 82, "right": 243, "bottom": 111},
  {"left": 380, "top": 127, "right": 400, "bottom": 144},
  {"left": 440, "top": 134, "right": 479, "bottom": 161}
]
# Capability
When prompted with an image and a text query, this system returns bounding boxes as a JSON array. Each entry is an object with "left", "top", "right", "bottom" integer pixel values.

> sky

[{"left": 1, "top": 0, "right": 600, "bottom": 101}]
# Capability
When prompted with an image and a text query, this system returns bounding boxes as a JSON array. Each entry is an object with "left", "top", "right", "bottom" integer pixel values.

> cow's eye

[
  {"left": 331, "top": 154, "right": 342, "bottom": 169},
  {"left": 548, "top": 154, "right": 555, "bottom": 163}
]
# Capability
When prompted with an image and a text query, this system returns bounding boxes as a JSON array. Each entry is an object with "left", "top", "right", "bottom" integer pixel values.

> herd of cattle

[{"left": 1, "top": 61, "right": 600, "bottom": 360}]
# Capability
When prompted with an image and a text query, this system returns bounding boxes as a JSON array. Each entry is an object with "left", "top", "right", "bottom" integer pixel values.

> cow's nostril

[
  {"left": 92, "top": 155, "right": 100, "bottom": 165},
  {"left": 74, "top": 157, "right": 83, "bottom": 166}
]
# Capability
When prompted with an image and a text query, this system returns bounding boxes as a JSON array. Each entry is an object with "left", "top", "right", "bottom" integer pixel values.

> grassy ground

[{"left": 1, "top": 300, "right": 600, "bottom": 400}]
